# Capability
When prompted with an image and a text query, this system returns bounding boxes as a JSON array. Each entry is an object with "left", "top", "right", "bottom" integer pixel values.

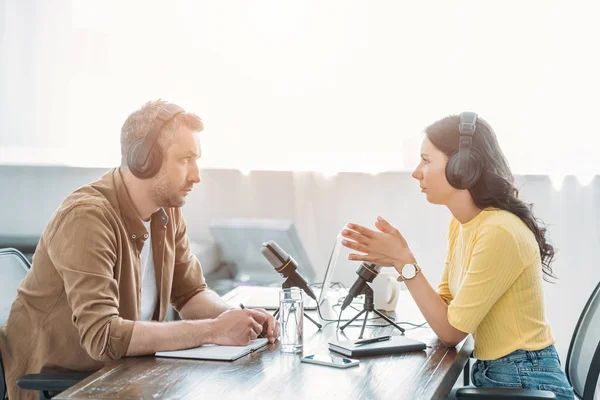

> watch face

[{"left": 403, "top": 264, "right": 417, "bottom": 279}]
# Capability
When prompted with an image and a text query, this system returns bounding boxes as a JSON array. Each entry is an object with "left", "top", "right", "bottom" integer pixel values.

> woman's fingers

[
  {"left": 374, "top": 220, "right": 389, "bottom": 234},
  {"left": 341, "top": 228, "right": 369, "bottom": 244},
  {"left": 375, "top": 216, "right": 398, "bottom": 234},
  {"left": 348, "top": 253, "right": 376, "bottom": 262},
  {"left": 341, "top": 239, "right": 368, "bottom": 253},
  {"left": 346, "top": 223, "right": 376, "bottom": 239}
]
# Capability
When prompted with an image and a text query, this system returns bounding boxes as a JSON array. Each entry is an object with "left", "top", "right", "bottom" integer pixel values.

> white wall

[{"left": 0, "top": 165, "right": 598, "bottom": 363}]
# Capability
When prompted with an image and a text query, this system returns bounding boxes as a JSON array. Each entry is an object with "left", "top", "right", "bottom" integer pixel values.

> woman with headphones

[{"left": 340, "top": 113, "right": 574, "bottom": 399}]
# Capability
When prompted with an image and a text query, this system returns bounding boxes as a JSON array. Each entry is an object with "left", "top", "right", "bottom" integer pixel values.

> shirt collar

[{"left": 108, "top": 168, "right": 169, "bottom": 241}]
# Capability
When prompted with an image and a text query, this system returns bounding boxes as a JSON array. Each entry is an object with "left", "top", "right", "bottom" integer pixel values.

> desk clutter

[
  {"left": 154, "top": 281, "right": 427, "bottom": 364},
  {"left": 153, "top": 335, "right": 427, "bottom": 362},
  {"left": 176, "top": 229, "right": 429, "bottom": 364}
]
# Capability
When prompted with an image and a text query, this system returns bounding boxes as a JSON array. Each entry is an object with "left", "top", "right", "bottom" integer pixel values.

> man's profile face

[{"left": 150, "top": 126, "right": 201, "bottom": 208}]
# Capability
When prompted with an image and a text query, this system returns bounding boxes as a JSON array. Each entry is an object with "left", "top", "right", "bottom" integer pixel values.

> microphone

[
  {"left": 340, "top": 262, "right": 382, "bottom": 311},
  {"left": 260, "top": 240, "right": 317, "bottom": 301}
]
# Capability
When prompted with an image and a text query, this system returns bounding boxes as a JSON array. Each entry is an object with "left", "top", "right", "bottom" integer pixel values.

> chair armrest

[
  {"left": 456, "top": 387, "right": 556, "bottom": 399},
  {"left": 16, "top": 372, "right": 92, "bottom": 392}
]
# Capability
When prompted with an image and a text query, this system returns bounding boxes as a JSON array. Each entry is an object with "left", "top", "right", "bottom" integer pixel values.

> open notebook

[{"left": 155, "top": 338, "right": 269, "bottom": 361}]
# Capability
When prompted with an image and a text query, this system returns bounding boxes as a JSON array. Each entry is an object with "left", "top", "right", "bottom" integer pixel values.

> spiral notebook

[{"left": 155, "top": 338, "right": 269, "bottom": 361}]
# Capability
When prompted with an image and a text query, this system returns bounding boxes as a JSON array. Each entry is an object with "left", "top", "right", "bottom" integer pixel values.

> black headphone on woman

[
  {"left": 127, "top": 103, "right": 185, "bottom": 179},
  {"left": 445, "top": 111, "right": 483, "bottom": 190}
]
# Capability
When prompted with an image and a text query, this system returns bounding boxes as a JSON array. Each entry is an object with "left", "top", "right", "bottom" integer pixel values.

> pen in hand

[{"left": 239, "top": 303, "right": 265, "bottom": 339}]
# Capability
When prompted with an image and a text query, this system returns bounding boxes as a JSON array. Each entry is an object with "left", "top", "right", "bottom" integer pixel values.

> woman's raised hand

[{"left": 340, "top": 216, "right": 416, "bottom": 267}]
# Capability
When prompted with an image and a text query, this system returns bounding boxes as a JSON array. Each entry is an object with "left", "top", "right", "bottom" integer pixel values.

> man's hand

[
  {"left": 252, "top": 308, "right": 281, "bottom": 344},
  {"left": 208, "top": 309, "right": 267, "bottom": 346}
]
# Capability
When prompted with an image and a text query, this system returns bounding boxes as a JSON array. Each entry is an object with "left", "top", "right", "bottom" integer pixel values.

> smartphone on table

[{"left": 300, "top": 353, "right": 359, "bottom": 369}]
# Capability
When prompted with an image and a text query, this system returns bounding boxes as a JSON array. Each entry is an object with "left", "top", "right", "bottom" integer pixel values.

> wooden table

[{"left": 56, "top": 290, "right": 474, "bottom": 400}]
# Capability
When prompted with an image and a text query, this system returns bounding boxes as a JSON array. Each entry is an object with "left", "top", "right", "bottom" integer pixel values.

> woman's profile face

[{"left": 411, "top": 138, "right": 457, "bottom": 205}]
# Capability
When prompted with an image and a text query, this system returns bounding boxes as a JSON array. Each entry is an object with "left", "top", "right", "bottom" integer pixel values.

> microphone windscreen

[{"left": 260, "top": 240, "right": 288, "bottom": 268}]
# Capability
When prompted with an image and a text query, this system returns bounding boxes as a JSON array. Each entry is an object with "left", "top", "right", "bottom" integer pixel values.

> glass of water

[{"left": 279, "top": 287, "right": 304, "bottom": 353}]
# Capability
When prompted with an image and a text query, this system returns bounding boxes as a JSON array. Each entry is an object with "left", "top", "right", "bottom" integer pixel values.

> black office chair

[
  {"left": 456, "top": 281, "right": 600, "bottom": 399},
  {"left": 0, "top": 248, "right": 92, "bottom": 400},
  {"left": 0, "top": 235, "right": 39, "bottom": 262}
]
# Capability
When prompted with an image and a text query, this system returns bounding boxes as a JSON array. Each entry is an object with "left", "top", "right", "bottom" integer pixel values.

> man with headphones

[{"left": 0, "top": 100, "right": 280, "bottom": 400}]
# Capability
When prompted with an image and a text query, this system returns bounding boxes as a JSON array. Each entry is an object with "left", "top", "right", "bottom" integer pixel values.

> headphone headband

[
  {"left": 457, "top": 111, "right": 478, "bottom": 187},
  {"left": 459, "top": 111, "right": 477, "bottom": 136},
  {"left": 135, "top": 103, "right": 185, "bottom": 167}
]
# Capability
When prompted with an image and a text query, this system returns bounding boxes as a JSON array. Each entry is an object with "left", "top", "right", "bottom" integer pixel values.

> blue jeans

[{"left": 471, "top": 345, "right": 574, "bottom": 399}]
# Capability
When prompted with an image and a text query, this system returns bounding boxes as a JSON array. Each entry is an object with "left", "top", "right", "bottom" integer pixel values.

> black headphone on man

[
  {"left": 445, "top": 111, "right": 483, "bottom": 190},
  {"left": 127, "top": 103, "right": 185, "bottom": 179}
]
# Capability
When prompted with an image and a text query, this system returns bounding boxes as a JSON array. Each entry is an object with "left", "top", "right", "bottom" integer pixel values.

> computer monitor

[
  {"left": 317, "top": 232, "right": 343, "bottom": 305},
  {"left": 209, "top": 218, "right": 316, "bottom": 285}
]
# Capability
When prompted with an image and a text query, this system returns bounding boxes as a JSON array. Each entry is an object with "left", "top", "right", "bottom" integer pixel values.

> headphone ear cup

[
  {"left": 445, "top": 150, "right": 483, "bottom": 190},
  {"left": 127, "top": 140, "right": 163, "bottom": 179},
  {"left": 462, "top": 150, "right": 483, "bottom": 189},
  {"left": 445, "top": 152, "right": 464, "bottom": 189}
]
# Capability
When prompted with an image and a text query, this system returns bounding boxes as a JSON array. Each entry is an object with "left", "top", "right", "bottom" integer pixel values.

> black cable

[
  {"left": 393, "top": 321, "right": 429, "bottom": 328},
  {"left": 342, "top": 322, "right": 429, "bottom": 329},
  {"left": 307, "top": 281, "right": 428, "bottom": 330},
  {"left": 316, "top": 293, "right": 428, "bottom": 331}
]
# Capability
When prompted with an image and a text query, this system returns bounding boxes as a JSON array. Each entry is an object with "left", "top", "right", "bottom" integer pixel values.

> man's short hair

[{"left": 120, "top": 100, "right": 204, "bottom": 165}]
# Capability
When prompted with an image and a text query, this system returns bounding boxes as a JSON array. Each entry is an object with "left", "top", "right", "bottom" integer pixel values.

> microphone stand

[
  {"left": 273, "top": 277, "right": 322, "bottom": 329},
  {"left": 339, "top": 283, "right": 405, "bottom": 339}
]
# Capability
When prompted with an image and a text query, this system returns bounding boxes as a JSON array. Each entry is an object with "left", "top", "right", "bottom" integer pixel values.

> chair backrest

[
  {"left": 0, "top": 248, "right": 30, "bottom": 327},
  {"left": 566, "top": 281, "right": 600, "bottom": 400},
  {"left": 0, "top": 248, "right": 30, "bottom": 400}
]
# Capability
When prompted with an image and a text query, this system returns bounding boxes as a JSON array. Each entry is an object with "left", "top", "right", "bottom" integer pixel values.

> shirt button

[
  {"left": 131, "top": 234, "right": 137, "bottom": 240},
  {"left": 143, "top": 233, "right": 149, "bottom": 239}
]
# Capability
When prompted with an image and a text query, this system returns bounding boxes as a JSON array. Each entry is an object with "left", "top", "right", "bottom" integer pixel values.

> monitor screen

[
  {"left": 318, "top": 231, "right": 343, "bottom": 305},
  {"left": 208, "top": 218, "right": 316, "bottom": 285}
]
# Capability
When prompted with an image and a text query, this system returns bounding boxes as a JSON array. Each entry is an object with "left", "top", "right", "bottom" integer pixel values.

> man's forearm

[
  {"left": 125, "top": 319, "right": 214, "bottom": 357},
  {"left": 178, "top": 289, "right": 233, "bottom": 320}
]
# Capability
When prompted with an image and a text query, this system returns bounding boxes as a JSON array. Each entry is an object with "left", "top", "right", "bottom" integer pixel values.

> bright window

[{"left": 1, "top": 0, "right": 598, "bottom": 184}]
